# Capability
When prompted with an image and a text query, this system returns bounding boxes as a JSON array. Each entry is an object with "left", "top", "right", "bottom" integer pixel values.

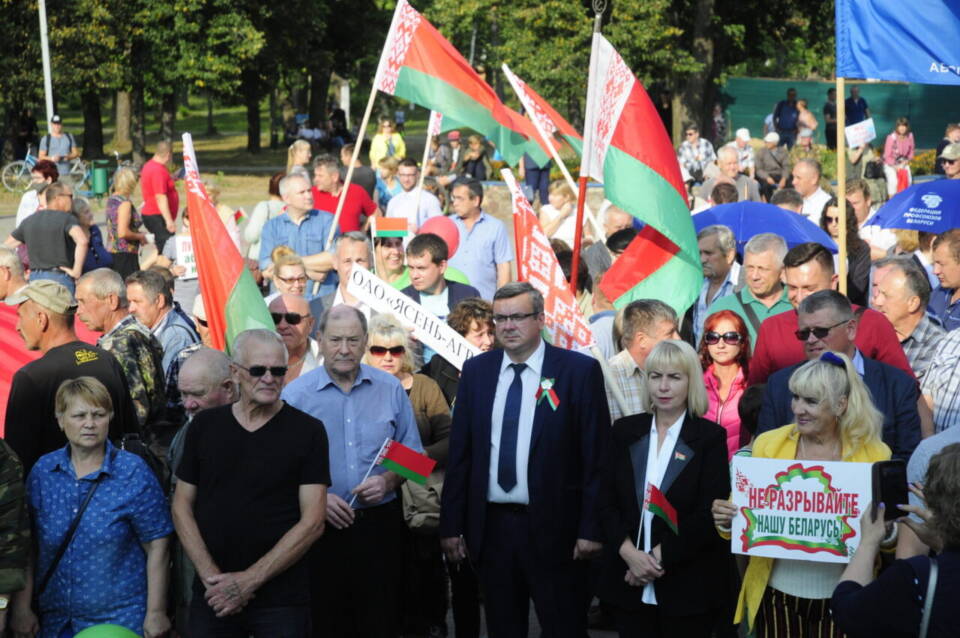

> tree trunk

[
  {"left": 243, "top": 70, "right": 261, "bottom": 154},
  {"left": 677, "top": 0, "right": 716, "bottom": 134},
  {"left": 80, "top": 91, "right": 103, "bottom": 158},
  {"left": 113, "top": 90, "right": 131, "bottom": 148},
  {"left": 206, "top": 92, "right": 217, "bottom": 135},
  {"left": 159, "top": 92, "right": 176, "bottom": 141},
  {"left": 308, "top": 69, "right": 330, "bottom": 126},
  {"left": 131, "top": 84, "right": 147, "bottom": 164},
  {"left": 269, "top": 88, "right": 278, "bottom": 149}
]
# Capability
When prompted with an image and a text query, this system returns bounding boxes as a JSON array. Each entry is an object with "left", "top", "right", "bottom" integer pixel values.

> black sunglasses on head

[
  {"left": 704, "top": 331, "right": 743, "bottom": 346},
  {"left": 271, "top": 312, "right": 305, "bottom": 325},
  {"left": 369, "top": 345, "right": 405, "bottom": 356},
  {"left": 236, "top": 364, "right": 288, "bottom": 378}
]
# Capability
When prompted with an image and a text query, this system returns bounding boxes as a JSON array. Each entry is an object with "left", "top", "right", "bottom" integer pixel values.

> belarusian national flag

[
  {"left": 502, "top": 169, "right": 594, "bottom": 350},
  {"left": 379, "top": 438, "right": 436, "bottom": 484},
  {"left": 375, "top": 216, "right": 408, "bottom": 238},
  {"left": 502, "top": 63, "right": 582, "bottom": 155},
  {"left": 645, "top": 484, "right": 679, "bottom": 535},
  {"left": 427, "top": 110, "right": 444, "bottom": 137},
  {"left": 374, "top": 0, "right": 550, "bottom": 166},
  {"left": 182, "top": 133, "right": 274, "bottom": 352},
  {"left": 581, "top": 34, "right": 700, "bottom": 317}
]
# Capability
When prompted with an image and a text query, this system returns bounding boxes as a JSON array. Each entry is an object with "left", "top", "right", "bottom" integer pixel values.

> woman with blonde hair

[
  {"left": 369, "top": 117, "right": 406, "bottom": 167},
  {"left": 599, "top": 340, "right": 730, "bottom": 636},
  {"left": 538, "top": 180, "right": 584, "bottom": 247},
  {"left": 286, "top": 139, "right": 312, "bottom": 175},
  {"left": 797, "top": 98, "right": 818, "bottom": 132},
  {"left": 375, "top": 156, "right": 403, "bottom": 212},
  {"left": 712, "top": 351, "right": 890, "bottom": 636},
  {"left": 269, "top": 246, "right": 309, "bottom": 298},
  {"left": 105, "top": 166, "right": 147, "bottom": 278}
]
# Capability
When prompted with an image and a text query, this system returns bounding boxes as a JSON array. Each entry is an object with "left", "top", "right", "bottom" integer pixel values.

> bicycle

[{"left": 1, "top": 145, "right": 38, "bottom": 192}]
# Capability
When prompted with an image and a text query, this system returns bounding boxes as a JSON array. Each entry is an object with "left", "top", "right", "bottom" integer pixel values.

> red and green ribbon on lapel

[{"left": 535, "top": 377, "right": 559, "bottom": 411}]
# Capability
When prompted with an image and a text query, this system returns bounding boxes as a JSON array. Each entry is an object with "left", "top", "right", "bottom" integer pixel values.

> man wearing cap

[
  {"left": 437, "top": 131, "right": 464, "bottom": 188},
  {"left": 697, "top": 145, "right": 761, "bottom": 202},
  {"left": 385, "top": 158, "right": 443, "bottom": 233},
  {"left": 4, "top": 280, "right": 138, "bottom": 471},
  {"left": 940, "top": 143, "right": 960, "bottom": 180},
  {"left": 728, "top": 128, "right": 755, "bottom": 179},
  {"left": 756, "top": 132, "right": 788, "bottom": 201},
  {"left": 37, "top": 115, "right": 78, "bottom": 178},
  {"left": 788, "top": 127, "right": 823, "bottom": 171}
]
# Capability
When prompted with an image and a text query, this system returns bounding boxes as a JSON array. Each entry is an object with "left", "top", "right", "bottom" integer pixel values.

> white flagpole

[
  {"left": 502, "top": 63, "right": 604, "bottom": 240},
  {"left": 348, "top": 437, "right": 391, "bottom": 508}
]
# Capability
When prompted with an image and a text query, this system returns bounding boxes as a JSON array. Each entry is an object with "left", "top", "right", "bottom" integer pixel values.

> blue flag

[{"left": 836, "top": 0, "right": 960, "bottom": 85}]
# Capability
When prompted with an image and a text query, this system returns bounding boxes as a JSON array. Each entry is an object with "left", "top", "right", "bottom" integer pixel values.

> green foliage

[{"left": 912, "top": 148, "right": 937, "bottom": 176}]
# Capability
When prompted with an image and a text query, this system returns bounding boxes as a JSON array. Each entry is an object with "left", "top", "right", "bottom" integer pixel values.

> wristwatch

[{"left": 0, "top": 596, "right": 9, "bottom": 610}]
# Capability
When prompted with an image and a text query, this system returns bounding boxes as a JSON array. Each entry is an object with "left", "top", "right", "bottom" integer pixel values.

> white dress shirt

[
  {"left": 333, "top": 287, "right": 371, "bottom": 321},
  {"left": 801, "top": 188, "right": 832, "bottom": 226},
  {"left": 488, "top": 339, "right": 546, "bottom": 504},
  {"left": 641, "top": 411, "right": 685, "bottom": 605}
]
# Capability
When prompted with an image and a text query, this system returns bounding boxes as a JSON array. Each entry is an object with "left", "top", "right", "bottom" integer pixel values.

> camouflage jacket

[
  {"left": 98, "top": 314, "right": 167, "bottom": 428},
  {"left": 0, "top": 440, "right": 29, "bottom": 593},
  {"left": 163, "top": 342, "right": 203, "bottom": 426}
]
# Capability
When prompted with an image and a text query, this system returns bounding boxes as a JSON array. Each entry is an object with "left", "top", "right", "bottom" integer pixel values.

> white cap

[
  {"left": 764, "top": 132, "right": 780, "bottom": 144},
  {"left": 799, "top": 128, "right": 813, "bottom": 138},
  {"left": 736, "top": 128, "right": 750, "bottom": 142}
]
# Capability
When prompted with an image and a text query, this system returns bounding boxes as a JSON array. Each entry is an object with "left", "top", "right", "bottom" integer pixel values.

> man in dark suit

[
  {"left": 440, "top": 282, "right": 611, "bottom": 637},
  {"left": 758, "top": 290, "right": 920, "bottom": 461}
]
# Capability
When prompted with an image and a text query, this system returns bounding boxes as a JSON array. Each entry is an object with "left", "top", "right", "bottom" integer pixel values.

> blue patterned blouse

[{"left": 27, "top": 441, "right": 173, "bottom": 638}]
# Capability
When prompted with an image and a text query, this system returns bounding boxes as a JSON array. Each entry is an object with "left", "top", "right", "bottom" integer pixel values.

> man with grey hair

[
  {"left": 126, "top": 269, "right": 200, "bottom": 377},
  {"left": 173, "top": 329, "right": 329, "bottom": 636},
  {"left": 283, "top": 305, "right": 421, "bottom": 635},
  {"left": 791, "top": 158, "right": 831, "bottom": 225},
  {"left": 758, "top": 290, "right": 920, "bottom": 461},
  {"left": 320, "top": 231, "right": 374, "bottom": 320},
  {"left": 582, "top": 203, "right": 634, "bottom": 280},
  {"left": 693, "top": 225, "right": 740, "bottom": 343},
  {"left": 697, "top": 145, "right": 762, "bottom": 202},
  {"left": 259, "top": 172, "right": 338, "bottom": 297},
  {"left": 440, "top": 282, "right": 610, "bottom": 637},
  {"left": 707, "top": 233, "right": 791, "bottom": 342},
  {"left": 0, "top": 245, "right": 28, "bottom": 300},
  {"left": 871, "top": 256, "right": 944, "bottom": 382},
  {"left": 606, "top": 299, "right": 680, "bottom": 421},
  {"left": 76, "top": 268, "right": 166, "bottom": 429}
]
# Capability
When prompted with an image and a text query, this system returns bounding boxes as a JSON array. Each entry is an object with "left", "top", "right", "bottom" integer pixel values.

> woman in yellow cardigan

[
  {"left": 369, "top": 117, "right": 407, "bottom": 167},
  {"left": 712, "top": 351, "right": 890, "bottom": 636}
]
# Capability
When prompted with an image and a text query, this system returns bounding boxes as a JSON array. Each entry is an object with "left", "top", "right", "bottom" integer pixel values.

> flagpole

[
  {"left": 370, "top": 213, "right": 380, "bottom": 275},
  {"left": 836, "top": 77, "right": 848, "bottom": 296},
  {"left": 570, "top": 4, "right": 605, "bottom": 296},
  {"left": 414, "top": 128, "right": 433, "bottom": 221},
  {"left": 501, "top": 63, "right": 604, "bottom": 240},
  {"left": 348, "top": 437, "right": 391, "bottom": 508}
]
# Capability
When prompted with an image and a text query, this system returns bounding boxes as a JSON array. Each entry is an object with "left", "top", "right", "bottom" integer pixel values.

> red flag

[{"left": 645, "top": 484, "right": 679, "bottom": 535}]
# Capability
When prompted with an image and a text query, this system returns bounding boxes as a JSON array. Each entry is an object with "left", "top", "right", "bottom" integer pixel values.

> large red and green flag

[
  {"left": 502, "top": 63, "right": 583, "bottom": 156},
  {"left": 378, "top": 438, "right": 437, "bottom": 484},
  {"left": 645, "top": 483, "right": 679, "bottom": 535},
  {"left": 182, "top": 133, "right": 274, "bottom": 352},
  {"left": 581, "top": 34, "right": 700, "bottom": 317},
  {"left": 374, "top": 0, "right": 550, "bottom": 166}
]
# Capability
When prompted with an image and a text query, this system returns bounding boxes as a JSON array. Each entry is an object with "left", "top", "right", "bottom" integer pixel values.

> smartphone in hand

[{"left": 872, "top": 460, "right": 908, "bottom": 521}]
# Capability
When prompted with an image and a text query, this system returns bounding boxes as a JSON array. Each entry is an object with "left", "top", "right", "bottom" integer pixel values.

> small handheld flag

[
  {"left": 375, "top": 217, "right": 409, "bottom": 238},
  {"left": 378, "top": 438, "right": 436, "bottom": 485},
  {"left": 645, "top": 484, "right": 679, "bottom": 535}
]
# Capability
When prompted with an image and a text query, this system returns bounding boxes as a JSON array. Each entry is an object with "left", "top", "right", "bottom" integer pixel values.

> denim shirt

[{"left": 27, "top": 441, "right": 173, "bottom": 637}]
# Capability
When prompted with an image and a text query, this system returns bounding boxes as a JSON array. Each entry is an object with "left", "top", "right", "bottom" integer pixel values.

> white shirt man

[
  {"left": 792, "top": 159, "right": 831, "bottom": 225},
  {"left": 385, "top": 159, "right": 442, "bottom": 233}
]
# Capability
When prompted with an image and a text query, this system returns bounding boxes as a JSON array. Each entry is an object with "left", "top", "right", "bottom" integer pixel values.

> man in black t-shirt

[
  {"left": 4, "top": 280, "right": 138, "bottom": 472},
  {"left": 172, "top": 329, "right": 329, "bottom": 637}
]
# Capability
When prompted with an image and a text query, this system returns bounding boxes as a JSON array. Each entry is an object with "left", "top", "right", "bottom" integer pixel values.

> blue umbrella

[
  {"left": 863, "top": 179, "right": 960, "bottom": 234},
  {"left": 692, "top": 201, "right": 838, "bottom": 253}
]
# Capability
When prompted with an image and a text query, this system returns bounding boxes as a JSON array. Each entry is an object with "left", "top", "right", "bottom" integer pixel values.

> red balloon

[{"left": 417, "top": 216, "right": 460, "bottom": 258}]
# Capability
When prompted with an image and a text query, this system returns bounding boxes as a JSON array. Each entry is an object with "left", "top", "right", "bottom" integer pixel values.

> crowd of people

[{"left": 0, "top": 99, "right": 959, "bottom": 638}]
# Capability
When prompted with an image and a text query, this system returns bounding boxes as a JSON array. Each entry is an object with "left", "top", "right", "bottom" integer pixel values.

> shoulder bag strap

[
  {"left": 37, "top": 477, "right": 101, "bottom": 595},
  {"left": 736, "top": 290, "right": 762, "bottom": 336},
  {"left": 919, "top": 556, "right": 938, "bottom": 638}
]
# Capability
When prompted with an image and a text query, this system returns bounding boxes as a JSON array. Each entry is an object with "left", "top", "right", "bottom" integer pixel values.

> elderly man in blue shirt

[
  {"left": 259, "top": 173, "right": 339, "bottom": 298},
  {"left": 283, "top": 304, "right": 424, "bottom": 638},
  {"left": 447, "top": 179, "right": 513, "bottom": 301}
]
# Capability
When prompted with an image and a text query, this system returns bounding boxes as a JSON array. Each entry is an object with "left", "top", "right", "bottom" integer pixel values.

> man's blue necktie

[{"left": 498, "top": 362, "right": 526, "bottom": 492}]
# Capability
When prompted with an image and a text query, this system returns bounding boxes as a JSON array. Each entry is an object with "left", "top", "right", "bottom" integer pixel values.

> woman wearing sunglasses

[
  {"left": 819, "top": 197, "right": 871, "bottom": 306},
  {"left": 361, "top": 314, "right": 451, "bottom": 637},
  {"left": 699, "top": 310, "right": 751, "bottom": 460}
]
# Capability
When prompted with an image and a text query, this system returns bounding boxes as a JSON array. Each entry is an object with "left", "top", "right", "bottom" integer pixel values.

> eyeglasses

[
  {"left": 493, "top": 312, "right": 539, "bottom": 324},
  {"left": 271, "top": 312, "right": 305, "bottom": 325},
  {"left": 944, "top": 158, "right": 959, "bottom": 165},
  {"left": 794, "top": 319, "right": 849, "bottom": 341},
  {"left": 824, "top": 216, "right": 839, "bottom": 223},
  {"left": 369, "top": 345, "right": 405, "bottom": 356},
  {"left": 277, "top": 275, "right": 307, "bottom": 285},
  {"left": 195, "top": 317, "right": 208, "bottom": 328},
  {"left": 236, "top": 363, "right": 288, "bottom": 378},
  {"left": 705, "top": 331, "right": 743, "bottom": 346}
]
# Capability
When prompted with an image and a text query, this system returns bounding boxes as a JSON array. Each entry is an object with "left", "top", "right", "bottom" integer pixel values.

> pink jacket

[
  {"left": 883, "top": 132, "right": 914, "bottom": 166},
  {"left": 703, "top": 365, "right": 747, "bottom": 460}
]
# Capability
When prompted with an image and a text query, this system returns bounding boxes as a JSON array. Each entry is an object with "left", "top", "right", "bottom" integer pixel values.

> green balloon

[{"left": 73, "top": 624, "right": 140, "bottom": 638}]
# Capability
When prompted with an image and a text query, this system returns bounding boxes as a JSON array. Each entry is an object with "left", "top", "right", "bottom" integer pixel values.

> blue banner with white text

[{"left": 836, "top": 0, "right": 960, "bottom": 85}]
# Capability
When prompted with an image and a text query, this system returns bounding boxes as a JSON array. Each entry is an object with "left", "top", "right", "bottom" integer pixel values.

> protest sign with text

[
  {"left": 174, "top": 235, "right": 198, "bottom": 280},
  {"left": 845, "top": 117, "right": 877, "bottom": 148},
  {"left": 346, "top": 264, "right": 480, "bottom": 370},
  {"left": 730, "top": 456, "right": 872, "bottom": 564}
]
